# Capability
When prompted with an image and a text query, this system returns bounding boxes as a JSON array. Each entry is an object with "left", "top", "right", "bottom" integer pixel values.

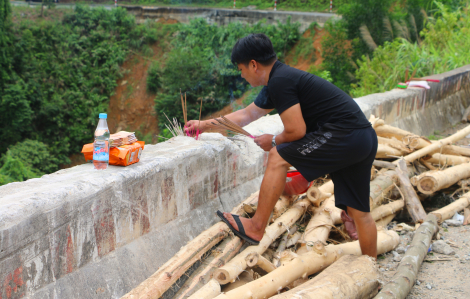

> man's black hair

[{"left": 231, "top": 33, "right": 277, "bottom": 66}]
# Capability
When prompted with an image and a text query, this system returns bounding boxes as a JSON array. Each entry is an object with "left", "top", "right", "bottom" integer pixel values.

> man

[{"left": 185, "top": 33, "right": 378, "bottom": 258}]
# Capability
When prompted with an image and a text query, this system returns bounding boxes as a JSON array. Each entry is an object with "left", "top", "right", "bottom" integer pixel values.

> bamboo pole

[
  {"left": 376, "top": 144, "right": 408, "bottom": 159},
  {"left": 396, "top": 158, "right": 427, "bottom": 223},
  {"left": 245, "top": 252, "right": 277, "bottom": 273},
  {"left": 425, "top": 153, "right": 470, "bottom": 166},
  {"left": 369, "top": 170, "right": 398, "bottom": 209},
  {"left": 220, "top": 270, "right": 254, "bottom": 292},
  {"left": 371, "top": 166, "right": 377, "bottom": 181},
  {"left": 420, "top": 158, "right": 437, "bottom": 170},
  {"left": 378, "top": 136, "right": 411, "bottom": 153},
  {"left": 373, "top": 160, "right": 397, "bottom": 170},
  {"left": 187, "top": 279, "right": 220, "bottom": 299},
  {"left": 270, "top": 255, "right": 380, "bottom": 299},
  {"left": 375, "top": 124, "right": 415, "bottom": 141},
  {"left": 405, "top": 136, "right": 432, "bottom": 150},
  {"left": 430, "top": 192, "right": 470, "bottom": 223},
  {"left": 416, "top": 163, "right": 470, "bottom": 194},
  {"left": 272, "top": 195, "right": 296, "bottom": 222},
  {"left": 298, "top": 195, "right": 339, "bottom": 254},
  {"left": 174, "top": 238, "right": 243, "bottom": 299},
  {"left": 286, "top": 231, "right": 302, "bottom": 248},
  {"left": 213, "top": 230, "right": 399, "bottom": 299},
  {"left": 376, "top": 214, "right": 396, "bottom": 228},
  {"left": 431, "top": 143, "right": 470, "bottom": 157},
  {"left": 306, "top": 180, "right": 334, "bottom": 207},
  {"left": 374, "top": 214, "right": 438, "bottom": 299},
  {"left": 212, "top": 198, "right": 311, "bottom": 285},
  {"left": 395, "top": 124, "right": 470, "bottom": 164},
  {"left": 121, "top": 192, "right": 259, "bottom": 299},
  {"left": 371, "top": 199, "right": 404, "bottom": 221}
]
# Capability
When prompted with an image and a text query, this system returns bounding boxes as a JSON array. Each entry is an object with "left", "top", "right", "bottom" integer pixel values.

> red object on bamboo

[{"left": 283, "top": 171, "right": 311, "bottom": 196}]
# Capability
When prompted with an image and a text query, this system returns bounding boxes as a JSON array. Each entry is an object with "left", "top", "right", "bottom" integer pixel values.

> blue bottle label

[{"left": 93, "top": 143, "right": 109, "bottom": 162}]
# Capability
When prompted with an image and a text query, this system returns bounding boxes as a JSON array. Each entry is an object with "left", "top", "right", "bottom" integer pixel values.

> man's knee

[{"left": 267, "top": 147, "right": 290, "bottom": 169}]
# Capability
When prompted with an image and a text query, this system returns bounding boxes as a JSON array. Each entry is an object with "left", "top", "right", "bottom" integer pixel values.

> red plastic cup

[{"left": 282, "top": 171, "right": 311, "bottom": 196}]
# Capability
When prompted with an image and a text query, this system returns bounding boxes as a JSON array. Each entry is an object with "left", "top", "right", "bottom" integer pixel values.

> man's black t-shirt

[{"left": 254, "top": 61, "right": 370, "bottom": 133}]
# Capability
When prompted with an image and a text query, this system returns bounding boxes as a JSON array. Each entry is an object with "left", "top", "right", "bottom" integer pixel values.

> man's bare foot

[{"left": 222, "top": 212, "right": 264, "bottom": 242}]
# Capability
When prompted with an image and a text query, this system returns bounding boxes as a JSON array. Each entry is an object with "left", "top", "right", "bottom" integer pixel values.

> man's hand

[
  {"left": 254, "top": 134, "right": 274, "bottom": 151},
  {"left": 185, "top": 120, "right": 207, "bottom": 136}
]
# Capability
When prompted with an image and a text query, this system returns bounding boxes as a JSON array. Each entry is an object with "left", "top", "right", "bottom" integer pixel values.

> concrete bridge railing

[
  {"left": 1, "top": 65, "right": 470, "bottom": 298},
  {"left": 124, "top": 6, "right": 337, "bottom": 32}
]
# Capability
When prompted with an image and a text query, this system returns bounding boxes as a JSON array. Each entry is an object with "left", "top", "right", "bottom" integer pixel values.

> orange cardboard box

[{"left": 81, "top": 141, "right": 145, "bottom": 166}]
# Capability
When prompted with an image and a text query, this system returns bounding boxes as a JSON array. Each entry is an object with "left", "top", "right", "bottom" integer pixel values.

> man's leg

[
  {"left": 347, "top": 206, "right": 377, "bottom": 259},
  {"left": 223, "top": 147, "right": 291, "bottom": 242}
]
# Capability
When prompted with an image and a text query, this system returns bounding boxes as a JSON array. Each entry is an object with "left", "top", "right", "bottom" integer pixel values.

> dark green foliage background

[
  {"left": 154, "top": 18, "right": 300, "bottom": 129},
  {"left": 0, "top": 4, "right": 159, "bottom": 184}
]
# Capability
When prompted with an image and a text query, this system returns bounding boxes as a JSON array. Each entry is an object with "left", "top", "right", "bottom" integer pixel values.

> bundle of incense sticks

[
  {"left": 179, "top": 91, "right": 204, "bottom": 139},
  {"left": 211, "top": 116, "right": 254, "bottom": 138},
  {"left": 163, "top": 113, "right": 185, "bottom": 137},
  {"left": 180, "top": 90, "right": 188, "bottom": 126}
]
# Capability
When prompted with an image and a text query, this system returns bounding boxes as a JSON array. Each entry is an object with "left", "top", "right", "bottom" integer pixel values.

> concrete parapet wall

[
  {"left": 124, "top": 6, "right": 336, "bottom": 32},
  {"left": 0, "top": 115, "right": 283, "bottom": 299},
  {"left": 1, "top": 62, "right": 469, "bottom": 298}
]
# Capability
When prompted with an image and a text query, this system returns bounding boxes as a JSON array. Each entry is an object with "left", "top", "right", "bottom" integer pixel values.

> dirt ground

[{"left": 377, "top": 221, "right": 470, "bottom": 299}]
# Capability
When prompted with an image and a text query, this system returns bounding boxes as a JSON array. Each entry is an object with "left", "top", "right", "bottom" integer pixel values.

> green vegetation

[
  {"left": 0, "top": 4, "right": 167, "bottom": 185},
  {"left": 152, "top": 18, "right": 300, "bottom": 130},
  {"left": 315, "top": 0, "right": 469, "bottom": 94},
  {"left": 351, "top": 2, "right": 470, "bottom": 97}
]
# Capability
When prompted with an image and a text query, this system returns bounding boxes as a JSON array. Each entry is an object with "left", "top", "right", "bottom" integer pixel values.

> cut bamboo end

[
  {"left": 245, "top": 252, "right": 258, "bottom": 267},
  {"left": 311, "top": 241, "right": 326, "bottom": 254},
  {"left": 306, "top": 186, "right": 331, "bottom": 207},
  {"left": 417, "top": 176, "right": 439, "bottom": 194},
  {"left": 214, "top": 269, "right": 231, "bottom": 285}
]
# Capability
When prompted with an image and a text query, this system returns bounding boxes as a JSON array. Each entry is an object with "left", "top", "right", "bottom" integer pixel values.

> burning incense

[
  {"left": 196, "top": 98, "right": 203, "bottom": 140},
  {"left": 163, "top": 113, "right": 185, "bottom": 137}
]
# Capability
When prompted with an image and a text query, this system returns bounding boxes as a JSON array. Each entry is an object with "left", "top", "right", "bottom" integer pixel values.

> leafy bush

[
  {"left": 320, "top": 20, "right": 358, "bottom": 92},
  {"left": 147, "top": 62, "right": 162, "bottom": 93},
  {"left": 307, "top": 65, "right": 333, "bottom": 82},
  {"left": 3, "top": 139, "right": 59, "bottom": 175},
  {"left": 351, "top": 2, "right": 470, "bottom": 97},
  {"left": 0, "top": 152, "right": 38, "bottom": 185}
]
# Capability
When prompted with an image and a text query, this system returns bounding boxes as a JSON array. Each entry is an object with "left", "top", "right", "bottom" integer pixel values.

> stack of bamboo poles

[{"left": 122, "top": 116, "right": 470, "bottom": 299}]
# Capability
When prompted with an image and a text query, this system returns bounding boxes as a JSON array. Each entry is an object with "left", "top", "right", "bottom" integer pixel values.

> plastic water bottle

[{"left": 93, "top": 113, "right": 110, "bottom": 170}]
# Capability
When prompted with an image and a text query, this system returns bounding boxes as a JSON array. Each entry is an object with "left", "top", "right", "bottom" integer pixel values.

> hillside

[{"left": 105, "top": 23, "right": 325, "bottom": 144}]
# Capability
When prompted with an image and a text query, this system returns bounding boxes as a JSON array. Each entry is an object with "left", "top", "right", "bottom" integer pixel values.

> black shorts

[{"left": 277, "top": 124, "right": 378, "bottom": 212}]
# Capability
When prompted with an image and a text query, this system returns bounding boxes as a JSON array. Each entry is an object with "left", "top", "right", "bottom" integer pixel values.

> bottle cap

[{"left": 99, "top": 113, "right": 107, "bottom": 119}]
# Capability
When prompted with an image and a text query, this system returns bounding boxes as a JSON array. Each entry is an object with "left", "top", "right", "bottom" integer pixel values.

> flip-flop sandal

[
  {"left": 216, "top": 210, "right": 260, "bottom": 245},
  {"left": 341, "top": 210, "right": 358, "bottom": 240}
]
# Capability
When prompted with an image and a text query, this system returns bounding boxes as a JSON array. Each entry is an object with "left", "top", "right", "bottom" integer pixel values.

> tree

[
  {"left": 5, "top": 139, "right": 60, "bottom": 175},
  {"left": 0, "top": 151, "right": 38, "bottom": 185}
]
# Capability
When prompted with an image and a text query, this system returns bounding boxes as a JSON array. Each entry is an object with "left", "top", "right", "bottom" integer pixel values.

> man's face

[{"left": 237, "top": 62, "right": 262, "bottom": 87}]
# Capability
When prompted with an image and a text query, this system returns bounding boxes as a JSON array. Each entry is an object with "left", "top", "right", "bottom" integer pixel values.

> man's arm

[
  {"left": 275, "top": 103, "right": 306, "bottom": 144},
  {"left": 254, "top": 104, "right": 306, "bottom": 151},
  {"left": 185, "top": 102, "right": 272, "bottom": 134}
]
